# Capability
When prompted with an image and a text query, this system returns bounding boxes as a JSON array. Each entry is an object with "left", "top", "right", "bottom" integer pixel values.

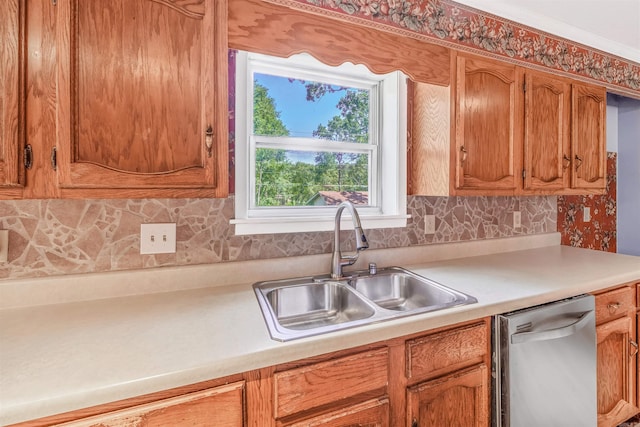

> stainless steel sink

[
  {"left": 352, "top": 267, "right": 472, "bottom": 312},
  {"left": 253, "top": 267, "right": 477, "bottom": 341},
  {"left": 264, "top": 281, "right": 375, "bottom": 330}
]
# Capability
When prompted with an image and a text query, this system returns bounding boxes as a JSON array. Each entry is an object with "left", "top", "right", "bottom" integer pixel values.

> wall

[
  {"left": 0, "top": 196, "right": 556, "bottom": 280},
  {"left": 557, "top": 153, "right": 617, "bottom": 252},
  {"left": 617, "top": 97, "right": 640, "bottom": 255}
]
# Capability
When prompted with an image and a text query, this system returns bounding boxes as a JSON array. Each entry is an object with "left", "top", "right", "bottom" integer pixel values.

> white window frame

[{"left": 232, "top": 51, "right": 408, "bottom": 235}]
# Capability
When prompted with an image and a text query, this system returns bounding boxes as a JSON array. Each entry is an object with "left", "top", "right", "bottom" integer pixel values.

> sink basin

[
  {"left": 351, "top": 268, "right": 474, "bottom": 312},
  {"left": 264, "top": 281, "right": 375, "bottom": 330},
  {"left": 253, "top": 267, "right": 477, "bottom": 341}
]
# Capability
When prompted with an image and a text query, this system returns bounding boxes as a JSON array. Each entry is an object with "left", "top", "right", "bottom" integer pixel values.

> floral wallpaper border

[
  {"left": 264, "top": 0, "right": 640, "bottom": 97},
  {"left": 558, "top": 152, "right": 617, "bottom": 252}
]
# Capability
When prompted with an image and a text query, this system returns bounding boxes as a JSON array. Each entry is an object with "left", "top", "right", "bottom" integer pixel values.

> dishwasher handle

[{"left": 511, "top": 310, "right": 594, "bottom": 344}]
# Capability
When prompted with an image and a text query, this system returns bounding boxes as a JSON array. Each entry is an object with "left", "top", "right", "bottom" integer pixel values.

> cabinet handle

[
  {"left": 51, "top": 147, "right": 57, "bottom": 171},
  {"left": 574, "top": 155, "right": 583, "bottom": 170},
  {"left": 562, "top": 154, "right": 571, "bottom": 169},
  {"left": 631, "top": 340, "right": 638, "bottom": 357},
  {"left": 411, "top": 418, "right": 418, "bottom": 427},
  {"left": 205, "top": 125, "right": 214, "bottom": 158},
  {"left": 460, "top": 146, "right": 467, "bottom": 164},
  {"left": 607, "top": 302, "right": 621, "bottom": 312},
  {"left": 24, "top": 144, "right": 33, "bottom": 170}
]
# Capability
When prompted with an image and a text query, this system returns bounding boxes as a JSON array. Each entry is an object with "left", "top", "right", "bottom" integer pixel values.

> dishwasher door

[{"left": 494, "top": 295, "right": 597, "bottom": 427}]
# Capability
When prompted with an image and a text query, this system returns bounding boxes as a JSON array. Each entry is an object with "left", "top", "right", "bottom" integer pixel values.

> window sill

[{"left": 231, "top": 215, "right": 410, "bottom": 236}]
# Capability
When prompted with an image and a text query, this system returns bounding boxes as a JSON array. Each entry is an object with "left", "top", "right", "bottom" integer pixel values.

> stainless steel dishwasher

[{"left": 494, "top": 294, "right": 597, "bottom": 427}]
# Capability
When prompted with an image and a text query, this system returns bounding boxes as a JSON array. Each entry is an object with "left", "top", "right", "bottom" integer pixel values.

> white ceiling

[{"left": 454, "top": 0, "right": 640, "bottom": 63}]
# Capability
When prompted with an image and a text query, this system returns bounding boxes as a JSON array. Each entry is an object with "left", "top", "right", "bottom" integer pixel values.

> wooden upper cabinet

[
  {"left": 0, "top": 0, "right": 25, "bottom": 190},
  {"left": 454, "top": 53, "right": 523, "bottom": 194},
  {"left": 572, "top": 83, "right": 606, "bottom": 191},
  {"left": 55, "top": 0, "right": 228, "bottom": 197},
  {"left": 523, "top": 71, "right": 571, "bottom": 191}
]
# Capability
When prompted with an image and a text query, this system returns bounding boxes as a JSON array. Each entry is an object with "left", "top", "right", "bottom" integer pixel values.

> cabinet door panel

[
  {"left": 407, "top": 364, "right": 489, "bottom": 427},
  {"left": 57, "top": 382, "right": 245, "bottom": 426},
  {"left": 572, "top": 83, "right": 606, "bottom": 191},
  {"left": 282, "top": 398, "right": 389, "bottom": 427},
  {"left": 523, "top": 71, "right": 571, "bottom": 191},
  {"left": 454, "top": 54, "right": 522, "bottom": 193},
  {"left": 596, "top": 316, "right": 638, "bottom": 426},
  {"left": 0, "top": 0, "right": 25, "bottom": 189},
  {"left": 56, "top": 0, "right": 227, "bottom": 193}
]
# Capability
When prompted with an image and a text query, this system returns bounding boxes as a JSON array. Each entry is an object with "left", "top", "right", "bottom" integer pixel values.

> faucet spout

[{"left": 331, "top": 201, "right": 369, "bottom": 279}]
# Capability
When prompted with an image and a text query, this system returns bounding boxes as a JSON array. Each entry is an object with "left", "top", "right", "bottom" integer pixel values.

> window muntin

[{"left": 233, "top": 51, "right": 407, "bottom": 234}]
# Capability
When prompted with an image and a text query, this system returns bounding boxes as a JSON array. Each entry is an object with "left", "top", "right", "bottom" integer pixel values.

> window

[{"left": 232, "top": 51, "right": 408, "bottom": 235}]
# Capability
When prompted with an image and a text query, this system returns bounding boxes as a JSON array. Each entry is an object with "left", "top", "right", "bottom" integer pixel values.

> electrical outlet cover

[
  {"left": 424, "top": 215, "right": 436, "bottom": 234},
  {"left": 140, "top": 223, "right": 177, "bottom": 255},
  {"left": 0, "top": 230, "right": 8, "bottom": 262}
]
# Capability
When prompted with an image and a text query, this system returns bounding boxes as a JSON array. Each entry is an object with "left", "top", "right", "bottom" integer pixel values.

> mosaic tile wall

[
  {"left": 0, "top": 195, "right": 556, "bottom": 280},
  {"left": 558, "top": 153, "right": 617, "bottom": 252}
]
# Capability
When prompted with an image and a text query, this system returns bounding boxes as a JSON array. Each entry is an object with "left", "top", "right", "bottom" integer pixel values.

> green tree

[
  {"left": 253, "top": 83, "right": 291, "bottom": 206},
  {"left": 311, "top": 87, "right": 370, "bottom": 193}
]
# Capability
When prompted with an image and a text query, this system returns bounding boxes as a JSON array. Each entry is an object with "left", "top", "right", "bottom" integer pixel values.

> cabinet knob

[
  {"left": 205, "top": 125, "right": 214, "bottom": 158},
  {"left": 562, "top": 154, "right": 571, "bottom": 170},
  {"left": 607, "top": 302, "right": 621, "bottom": 312},
  {"left": 460, "top": 146, "right": 468, "bottom": 164},
  {"left": 630, "top": 339, "right": 638, "bottom": 357},
  {"left": 574, "top": 155, "right": 583, "bottom": 170}
]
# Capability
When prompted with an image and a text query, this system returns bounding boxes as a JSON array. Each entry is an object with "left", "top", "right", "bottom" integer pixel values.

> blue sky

[{"left": 254, "top": 73, "right": 343, "bottom": 139}]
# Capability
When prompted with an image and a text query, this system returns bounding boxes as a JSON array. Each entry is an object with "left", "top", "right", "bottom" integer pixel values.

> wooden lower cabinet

[
  {"left": 55, "top": 382, "right": 245, "bottom": 427},
  {"left": 594, "top": 285, "right": 639, "bottom": 427},
  {"left": 407, "top": 364, "right": 488, "bottom": 427},
  {"left": 281, "top": 398, "right": 389, "bottom": 427}
]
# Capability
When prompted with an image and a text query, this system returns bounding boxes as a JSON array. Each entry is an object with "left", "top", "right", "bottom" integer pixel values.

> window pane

[
  {"left": 254, "top": 148, "right": 369, "bottom": 207},
  {"left": 253, "top": 73, "right": 370, "bottom": 143}
]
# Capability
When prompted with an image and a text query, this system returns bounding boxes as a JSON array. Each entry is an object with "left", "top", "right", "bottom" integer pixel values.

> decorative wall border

[{"left": 264, "top": 0, "right": 640, "bottom": 98}]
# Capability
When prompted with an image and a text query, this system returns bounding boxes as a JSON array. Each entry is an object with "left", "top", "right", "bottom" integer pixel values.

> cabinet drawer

[
  {"left": 281, "top": 397, "right": 389, "bottom": 427},
  {"left": 274, "top": 348, "right": 388, "bottom": 419},
  {"left": 406, "top": 322, "right": 487, "bottom": 381},
  {"left": 595, "top": 286, "right": 634, "bottom": 325},
  {"left": 56, "top": 382, "right": 245, "bottom": 426}
]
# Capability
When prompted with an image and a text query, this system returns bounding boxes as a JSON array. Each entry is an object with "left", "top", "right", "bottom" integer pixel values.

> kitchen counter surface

[{"left": 2, "top": 238, "right": 640, "bottom": 425}]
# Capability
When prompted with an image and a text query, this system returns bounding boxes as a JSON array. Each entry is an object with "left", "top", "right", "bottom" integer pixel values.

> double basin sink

[{"left": 253, "top": 266, "right": 477, "bottom": 341}]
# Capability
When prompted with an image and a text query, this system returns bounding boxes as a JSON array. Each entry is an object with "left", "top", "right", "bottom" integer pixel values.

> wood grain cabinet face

[
  {"left": 454, "top": 53, "right": 523, "bottom": 193},
  {"left": 571, "top": 83, "right": 606, "bottom": 191},
  {"left": 55, "top": 0, "right": 228, "bottom": 196},
  {"left": 0, "top": 0, "right": 25, "bottom": 190},
  {"left": 595, "top": 286, "right": 638, "bottom": 427},
  {"left": 282, "top": 398, "right": 389, "bottom": 427},
  {"left": 55, "top": 382, "right": 245, "bottom": 427},
  {"left": 407, "top": 364, "right": 489, "bottom": 427},
  {"left": 523, "top": 71, "right": 571, "bottom": 191}
]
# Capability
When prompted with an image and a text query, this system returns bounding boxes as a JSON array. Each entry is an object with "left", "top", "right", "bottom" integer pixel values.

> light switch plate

[
  {"left": 424, "top": 215, "right": 436, "bottom": 234},
  {"left": 140, "top": 223, "right": 176, "bottom": 255},
  {"left": 0, "top": 230, "right": 8, "bottom": 262},
  {"left": 513, "top": 211, "right": 521, "bottom": 229}
]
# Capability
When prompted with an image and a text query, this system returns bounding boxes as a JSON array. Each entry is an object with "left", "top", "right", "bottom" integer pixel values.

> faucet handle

[{"left": 368, "top": 263, "right": 377, "bottom": 275}]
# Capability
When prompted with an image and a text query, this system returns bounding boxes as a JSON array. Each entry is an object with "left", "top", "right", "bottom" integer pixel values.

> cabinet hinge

[
  {"left": 522, "top": 169, "right": 526, "bottom": 179},
  {"left": 51, "top": 147, "right": 57, "bottom": 171},
  {"left": 523, "top": 82, "right": 527, "bottom": 92}
]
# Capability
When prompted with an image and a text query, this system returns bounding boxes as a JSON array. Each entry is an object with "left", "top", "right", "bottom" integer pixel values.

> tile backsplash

[{"left": 0, "top": 195, "right": 556, "bottom": 280}]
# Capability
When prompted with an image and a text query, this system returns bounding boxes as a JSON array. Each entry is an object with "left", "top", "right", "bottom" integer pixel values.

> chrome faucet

[{"left": 331, "top": 201, "right": 369, "bottom": 279}]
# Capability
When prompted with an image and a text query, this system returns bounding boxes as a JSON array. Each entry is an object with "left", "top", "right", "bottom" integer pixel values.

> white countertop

[{"left": 2, "top": 235, "right": 640, "bottom": 425}]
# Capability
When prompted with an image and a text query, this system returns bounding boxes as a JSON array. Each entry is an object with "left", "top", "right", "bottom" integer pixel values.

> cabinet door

[
  {"left": 597, "top": 316, "right": 638, "bottom": 427},
  {"left": 571, "top": 83, "right": 606, "bottom": 191},
  {"left": 55, "top": 0, "right": 228, "bottom": 197},
  {"left": 57, "top": 382, "right": 244, "bottom": 426},
  {"left": 407, "top": 364, "right": 489, "bottom": 427},
  {"left": 0, "top": 0, "right": 25, "bottom": 189},
  {"left": 454, "top": 54, "right": 523, "bottom": 194},
  {"left": 282, "top": 398, "right": 389, "bottom": 427},
  {"left": 523, "top": 71, "right": 571, "bottom": 192}
]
